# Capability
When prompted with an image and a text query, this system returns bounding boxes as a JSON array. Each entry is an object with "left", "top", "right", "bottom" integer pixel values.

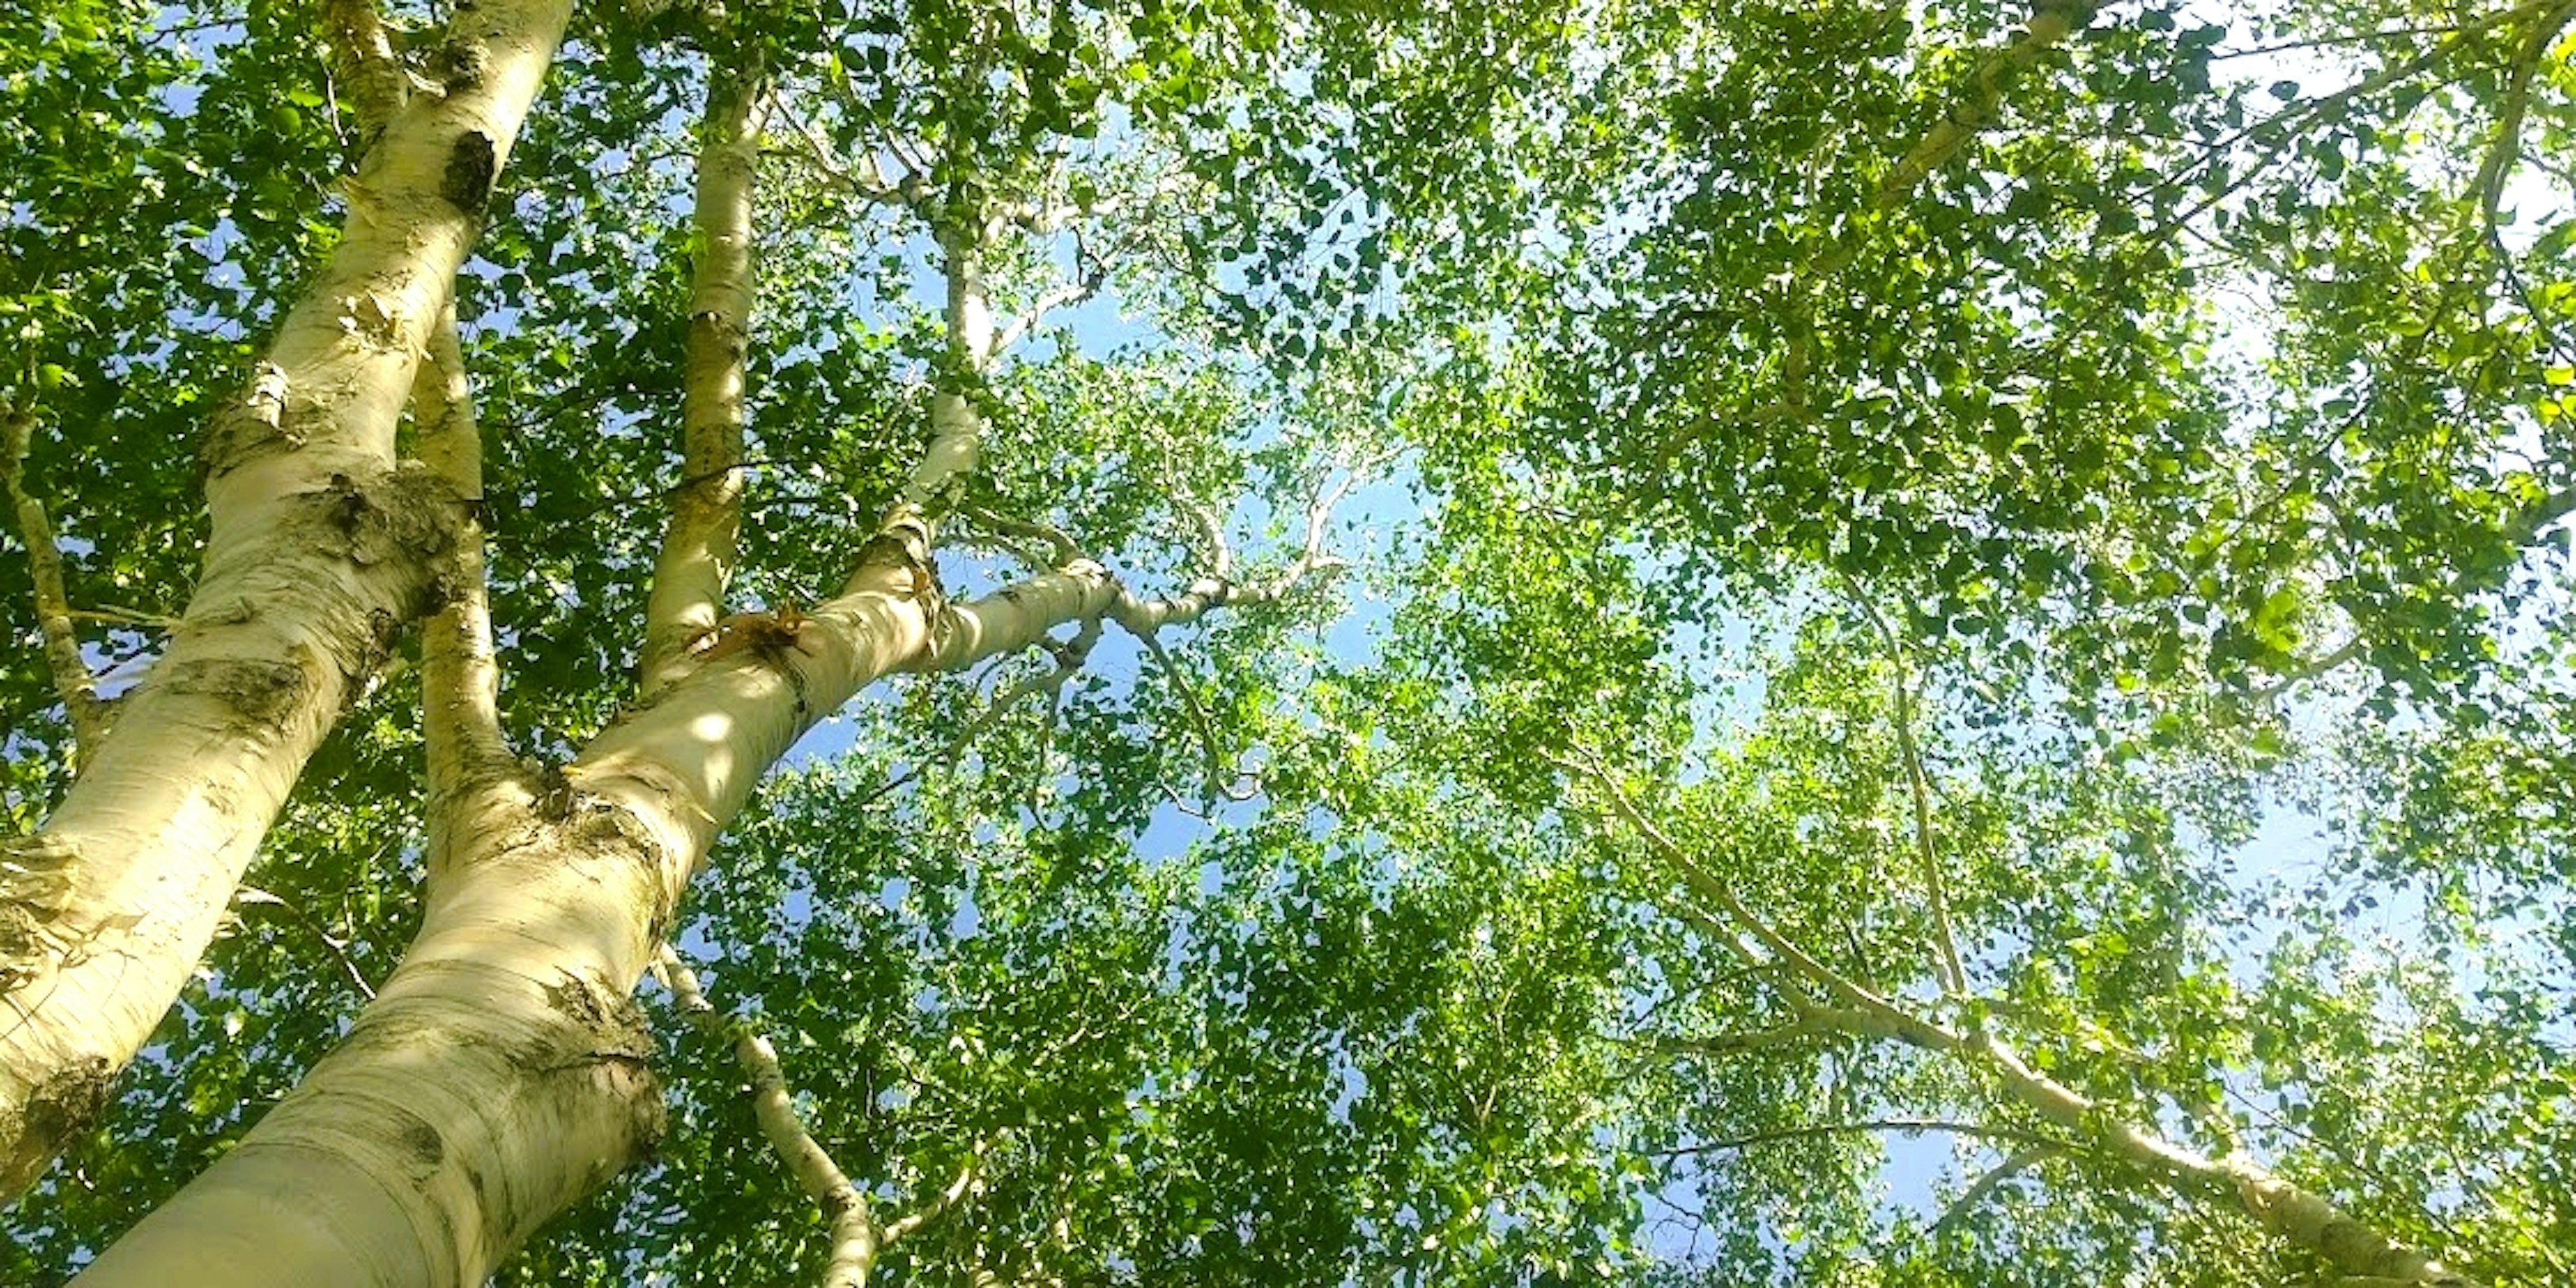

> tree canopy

[{"left": 1, "top": 0, "right": 2571, "bottom": 1284}]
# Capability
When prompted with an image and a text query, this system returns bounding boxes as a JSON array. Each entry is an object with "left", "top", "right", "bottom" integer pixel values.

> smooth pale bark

[
  {"left": 902, "top": 229, "right": 996, "bottom": 513},
  {"left": 639, "top": 58, "right": 764, "bottom": 692},
  {"left": 0, "top": 0, "right": 576, "bottom": 1200},
  {"left": 74, "top": 107, "right": 1321, "bottom": 1269}
]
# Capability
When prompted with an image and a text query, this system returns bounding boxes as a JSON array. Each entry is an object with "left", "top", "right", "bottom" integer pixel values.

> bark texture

[
  {"left": 0, "top": 0, "right": 577, "bottom": 1203},
  {"left": 640, "top": 57, "right": 765, "bottom": 692}
]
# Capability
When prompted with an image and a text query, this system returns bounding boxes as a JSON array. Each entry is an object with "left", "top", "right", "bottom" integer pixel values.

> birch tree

[{"left": 3, "top": 0, "right": 2573, "bottom": 1285}]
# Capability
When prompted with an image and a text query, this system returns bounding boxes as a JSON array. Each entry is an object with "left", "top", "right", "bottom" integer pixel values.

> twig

[
  {"left": 962, "top": 504, "right": 1085, "bottom": 570},
  {"left": 64, "top": 606, "right": 180, "bottom": 630},
  {"left": 235, "top": 886, "right": 378, "bottom": 1000},
  {"left": 1548, "top": 747, "right": 1962, "bottom": 1054},
  {"left": 1123, "top": 620, "right": 1251, "bottom": 808},
  {"left": 1650, "top": 1117, "right": 2068, "bottom": 1159}
]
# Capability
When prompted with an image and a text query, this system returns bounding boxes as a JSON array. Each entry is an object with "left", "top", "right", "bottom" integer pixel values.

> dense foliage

[{"left": 3, "top": 0, "right": 2571, "bottom": 1283}]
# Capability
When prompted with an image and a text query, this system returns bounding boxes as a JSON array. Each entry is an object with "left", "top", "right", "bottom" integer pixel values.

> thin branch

[
  {"left": 1, "top": 397, "right": 107, "bottom": 753},
  {"left": 1124, "top": 620, "right": 1252, "bottom": 808},
  {"left": 878, "top": 1150, "right": 979, "bottom": 1248},
  {"left": 780, "top": 99, "right": 921, "bottom": 209},
  {"left": 1929, "top": 1144, "right": 2061, "bottom": 1236},
  {"left": 1870, "top": 1, "right": 2102, "bottom": 212},
  {"left": 1650, "top": 1007, "right": 1884, "bottom": 1058},
  {"left": 2249, "top": 635, "right": 2365, "bottom": 703},
  {"left": 857, "top": 620, "right": 1102, "bottom": 808},
  {"left": 1842, "top": 580, "right": 1968, "bottom": 998},
  {"left": 64, "top": 605, "right": 180, "bottom": 630},
  {"left": 989, "top": 278, "right": 1098, "bottom": 358},
  {"left": 962, "top": 504, "right": 1086, "bottom": 571},
  {"left": 235, "top": 886, "right": 377, "bottom": 1000},
  {"left": 659, "top": 947, "right": 888, "bottom": 1287},
  {"left": 1651, "top": 1117, "right": 2068, "bottom": 1160},
  {"left": 2471, "top": 0, "right": 2576, "bottom": 229},
  {"left": 1552, "top": 750, "right": 1962, "bottom": 1054}
]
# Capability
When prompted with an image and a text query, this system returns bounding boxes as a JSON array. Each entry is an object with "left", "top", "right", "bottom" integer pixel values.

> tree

[{"left": 3, "top": 0, "right": 2571, "bottom": 1284}]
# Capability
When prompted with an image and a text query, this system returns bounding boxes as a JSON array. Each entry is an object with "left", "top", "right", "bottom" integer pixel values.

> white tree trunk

[{"left": 0, "top": 0, "right": 577, "bottom": 1201}]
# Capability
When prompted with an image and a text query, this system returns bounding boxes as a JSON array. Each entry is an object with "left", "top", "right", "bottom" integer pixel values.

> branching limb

[
  {"left": 961, "top": 504, "right": 1085, "bottom": 572},
  {"left": 1550, "top": 749, "right": 1963, "bottom": 1054},
  {"left": 780, "top": 99, "right": 924, "bottom": 209},
  {"left": 1929, "top": 1144, "right": 2061, "bottom": 1236},
  {"left": 2471, "top": 0, "right": 2576, "bottom": 229},
  {"left": 659, "top": 947, "right": 887, "bottom": 1285},
  {"left": 642, "top": 54, "right": 766, "bottom": 694},
  {"left": 1873, "top": 0, "right": 2102, "bottom": 211},
  {"left": 0, "top": 398, "right": 107, "bottom": 755},
  {"left": 989, "top": 278, "right": 1099, "bottom": 359},
  {"left": 1124, "top": 621, "right": 1254, "bottom": 808},
  {"left": 660, "top": 946, "right": 980, "bottom": 1288},
  {"left": 2249, "top": 635, "right": 2366, "bottom": 702},
  {"left": 859, "top": 619, "right": 1102, "bottom": 807},
  {"left": 878, "top": 1150, "right": 979, "bottom": 1248},
  {"left": 1842, "top": 581, "right": 1968, "bottom": 999},
  {"left": 991, "top": 225, "right": 1115, "bottom": 357},
  {"left": 1964, "top": 1032, "right": 2482, "bottom": 1285}
]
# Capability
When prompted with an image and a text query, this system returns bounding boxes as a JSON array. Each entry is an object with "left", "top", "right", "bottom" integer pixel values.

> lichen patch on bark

[{"left": 163, "top": 656, "right": 314, "bottom": 728}]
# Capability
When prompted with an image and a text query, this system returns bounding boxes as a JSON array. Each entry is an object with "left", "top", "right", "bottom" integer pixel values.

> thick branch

[
  {"left": 414, "top": 299, "right": 509, "bottom": 857},
  {"left": 641, "top": 55, "right": 765, "bottom": 693},
  {"left": 1931, "top": 1144, "right": 2061, "bottom": 1235},
  {"left": 0, "top": 400, "right": 107, "bottom": 753},
  {"left": 1967, "top": 1035, "right": 2479, "bottom": 1285},
  {"left": 900, "top": 231, "right": 996, "bottom": 515}
]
